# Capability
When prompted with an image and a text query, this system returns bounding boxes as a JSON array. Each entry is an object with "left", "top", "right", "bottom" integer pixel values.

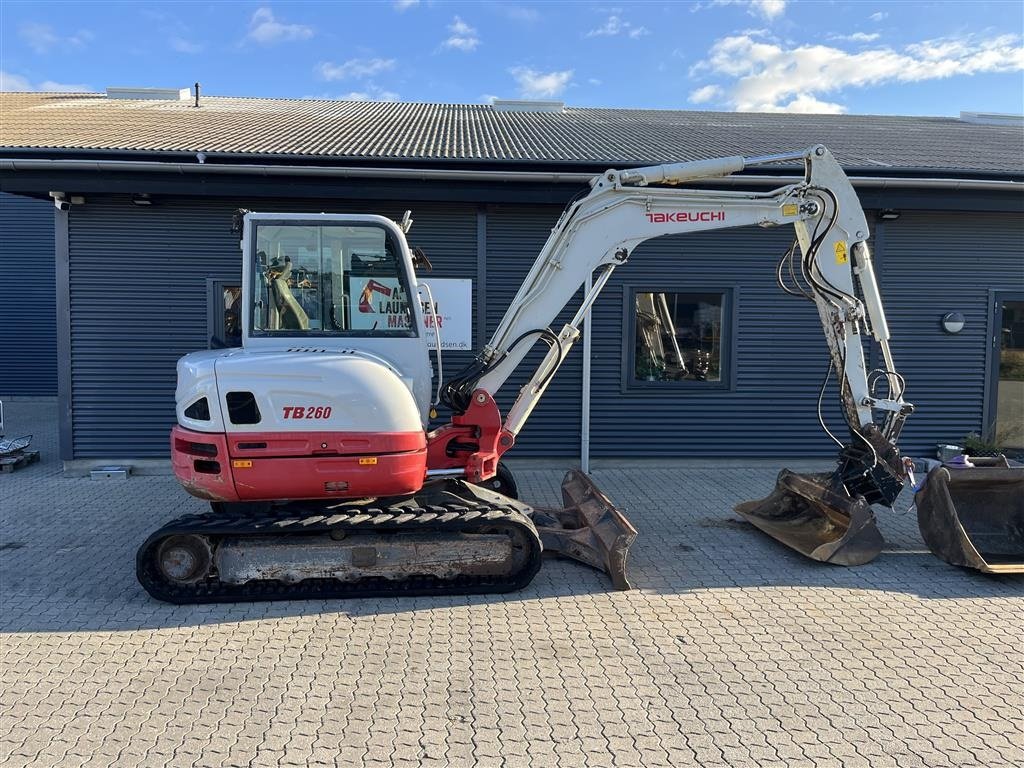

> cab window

[{"left": 251, "top": 222, "right": 415, "bottom": 337}]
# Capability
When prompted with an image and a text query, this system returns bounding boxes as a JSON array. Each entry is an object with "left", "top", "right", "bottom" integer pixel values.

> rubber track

[{"left": 137, "top": 500, "right": 543, "bottom": 604}]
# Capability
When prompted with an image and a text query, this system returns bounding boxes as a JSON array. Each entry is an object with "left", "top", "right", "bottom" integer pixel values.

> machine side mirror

[
  {"left": 411, "top": 246, "right": 433, "bottom": 272},
  {"left": 231, "top": 208, "right": 250, "bottom": 235}
]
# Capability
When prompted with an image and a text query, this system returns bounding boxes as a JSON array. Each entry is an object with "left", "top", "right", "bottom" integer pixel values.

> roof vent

[
  {"left": 106, "top": 87, "right": 191, "bottom": 101},
  {"left": 959, "top": 111, "right": 1024, "bottom": 127},
  {"left": 492, "top": 99, "right": 565, "bottom": 114}
]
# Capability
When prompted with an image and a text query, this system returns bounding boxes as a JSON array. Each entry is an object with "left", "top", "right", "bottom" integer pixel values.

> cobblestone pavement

[{"left": 1, "top": 399, "right": 1022, "bottom": 768}]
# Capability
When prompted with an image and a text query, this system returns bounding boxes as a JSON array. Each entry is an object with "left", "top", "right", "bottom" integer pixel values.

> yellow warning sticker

[
  {"left": 834, "top": 241, "right": 848, "bottom": 265},
  {"left": 231, "top": 459, "right": 253, "bottom": 469},
  {"left": 358, "top": 457, "right": 378, "bottom": 466},
  {"left": 782, "top": 203, "right": 799, "bottom": 216}
]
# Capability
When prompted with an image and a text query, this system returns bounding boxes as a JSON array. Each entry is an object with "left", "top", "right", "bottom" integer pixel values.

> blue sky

[{"left": 1, "top": 1, "right": 1022, "bottom": 115}]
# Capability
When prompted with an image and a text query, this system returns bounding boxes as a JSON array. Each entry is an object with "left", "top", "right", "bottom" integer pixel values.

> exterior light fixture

[
  {"left": 941, "top": 311, "right": 965, "bottom": 334},
  {"left": 878, "top": 209, "right": 901, "bottom": 220},
  {"left": 132, "top": 193, "right": 153, "bottom": 206}
]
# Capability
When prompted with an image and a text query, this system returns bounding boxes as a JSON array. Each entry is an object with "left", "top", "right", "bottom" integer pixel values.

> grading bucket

[{"left": 734, "top": 469, "right": 884, "bottom": 566}]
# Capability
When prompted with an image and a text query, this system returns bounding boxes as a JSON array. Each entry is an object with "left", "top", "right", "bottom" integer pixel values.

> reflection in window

[
  {"left": 998, "top": 300, "right": 1024, "bottom": 449},
  {"left": 633, "top": 292, "right": 724, "bottom": 383},
  {"left": 251, "top": 223, "right": 413, "bottom": 336},
  {"left": 223, "top": 286, "right": 242, "bottom": 346}
]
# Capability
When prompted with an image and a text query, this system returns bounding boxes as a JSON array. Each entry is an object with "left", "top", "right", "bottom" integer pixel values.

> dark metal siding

[
  {"left": 64, "top": 193, "right": 1023, "bottom": 461},
  {"left": 486, "top": 205, "right": 582, "bottom": 456},
  {"left": 0, "top": 192, "right": 56, "bottom": 395},
  {"left": 589, "top": 225, "right": 851, "bottom": 457},
  {"left": 880, "top": 212, "right": 1024, "bottom": 454},
  {"left": 66, "top": 196, "right": 487, "bottom": 457}
]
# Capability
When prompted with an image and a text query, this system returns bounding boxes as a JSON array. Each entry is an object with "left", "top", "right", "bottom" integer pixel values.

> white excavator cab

[{"left": 240, "top": 213, "right": 433, "bottom": 414}]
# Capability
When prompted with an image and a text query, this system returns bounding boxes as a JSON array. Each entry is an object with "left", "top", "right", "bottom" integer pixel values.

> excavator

[{"left": 137, "top": 144, "right": 1023, "bottom": 603}]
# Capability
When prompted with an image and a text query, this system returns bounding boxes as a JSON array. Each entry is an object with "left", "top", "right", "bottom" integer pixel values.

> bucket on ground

[{"left": 915, "top": 456, "right": 1024, "bottom": 574}]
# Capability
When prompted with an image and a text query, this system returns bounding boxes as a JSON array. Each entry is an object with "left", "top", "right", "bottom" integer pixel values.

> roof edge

[
  {"left": 1, "top": 146, "right": 1021, "bottom": 184},
  {"left": 2, "top": 156, "right": 1022, "bottom": 193}
]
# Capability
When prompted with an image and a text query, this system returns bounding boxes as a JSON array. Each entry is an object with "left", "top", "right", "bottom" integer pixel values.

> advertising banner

[
  {"left": 419, "top": 278, "right": 473, "bottom": 351},
  {"left": 348, "top": 276, "right": 472, "bottom": 350}
]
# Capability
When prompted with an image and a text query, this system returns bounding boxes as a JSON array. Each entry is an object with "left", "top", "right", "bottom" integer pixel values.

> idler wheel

[{"left": 156, "top": 535, "right": 213, "bottom": 584}]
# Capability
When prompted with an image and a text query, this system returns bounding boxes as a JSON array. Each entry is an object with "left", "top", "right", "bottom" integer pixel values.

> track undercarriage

[{"left": 138, "top": 470, "right": 637, "bottom": 604}]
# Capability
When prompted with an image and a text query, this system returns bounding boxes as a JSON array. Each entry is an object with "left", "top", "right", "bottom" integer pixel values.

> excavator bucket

[
  {"left": 915, "top": 457, "right": 1024, "bottom": 574},
  {"left": 734, "top": 469, "right": 884, "bottom": 566},
  {"left": 530, "top": 470, "right": 638, "bottom": 590}
]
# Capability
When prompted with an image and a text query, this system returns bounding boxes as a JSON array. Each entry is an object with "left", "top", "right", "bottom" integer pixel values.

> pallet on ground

[{"left": 0, "top": 451, "right": 40, "bottom": 473}]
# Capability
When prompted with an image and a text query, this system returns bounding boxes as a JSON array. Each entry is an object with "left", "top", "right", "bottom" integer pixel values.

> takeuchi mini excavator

[{"left": 137, "top": 144, "right": 1023, "bottom": 604}]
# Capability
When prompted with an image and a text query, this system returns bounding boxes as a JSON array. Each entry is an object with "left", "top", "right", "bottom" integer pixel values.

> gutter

[{"left": 0, "top": 157, "right": 1022, "bottom": 192}]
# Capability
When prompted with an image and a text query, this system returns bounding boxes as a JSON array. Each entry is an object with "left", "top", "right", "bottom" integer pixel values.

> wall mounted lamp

[
  {"left": 878, "top": 209, "right": 901, "bottom": 220},
  {"left": 132, "top": 193, "right": 153, "bottom": 206},
  {"left": 941, "top": 311, "right": 965, "bottom": 334}
]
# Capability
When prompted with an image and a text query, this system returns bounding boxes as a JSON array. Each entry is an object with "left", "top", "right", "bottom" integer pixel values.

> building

[{"left": 1, "top": 90, "right": 1021, "bottom": 468}]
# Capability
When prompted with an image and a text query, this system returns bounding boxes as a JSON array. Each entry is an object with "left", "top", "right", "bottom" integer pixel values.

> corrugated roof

[{"left": 2, "top": 92, "right": 1022, "bottom": 175}]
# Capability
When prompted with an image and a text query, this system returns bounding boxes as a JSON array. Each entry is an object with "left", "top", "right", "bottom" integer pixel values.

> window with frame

[
  {"left": 627, "top": 290, "right": 731, "bottom": 388},
  {"left": 207, "top": 280, "right": 242, "bottom": 349}
]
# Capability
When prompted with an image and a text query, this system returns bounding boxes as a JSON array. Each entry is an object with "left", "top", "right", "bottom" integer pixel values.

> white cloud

[
  {"left": 769, "top": 93, "right": 847, "bottom": 114},
  {"left": 443, "top": 16, "right": 480, "bottom": 51},
  {"left": 750, "top": 0, "right": 786, "bottom": 20},
  {"left": 586, "top": 14, "right": 649, "bottom": 39},
  {"left": 587, "top": 15, "right": 623, "bottom": 36},
  {"left": 19, "top": 23, "right": 93, "bottom": 54},
  {"left": 0, "top": 70, "right": 91, "bottom": 92},
  {"left": 170, "top": 37, "right": 203, "bottom": 54},
  {"left": 393, "top": 0, "right": 419, "bottom": 10},
  {"left": 841, "top": 32, "right": 881, "bottom": 43},
  {"left": 19, "top": 23, "right": 58, "bottom": 53},
  {"left": 317, "top": 58, "right": 396, "bottom": 81},
  {"left": 691, "top": 32, "right": 1024, "bottom": 113},
  {"left": 509, "top": 66, "right": 573, "bottom": 98},
  {"left": 693, "top": 1, "right": 786, "bottom": 21},
  {"left": 689, "top": 84, "right": 723, "bottom": 104},
  {"left": 588, "top": 77, "right": 603, "bottom": 86},
  {"left": 41, "top": 79, "right": 91, "bottom": 92},
  {"left": 247, "top": 7, "right": 313, "bottom": 44},
  {"left": 869, "top": 11, "right": 888, "bottom": 22},
  {"left": 0, "top": 72, "right": 34, "bottom": 91},
  {"left": 340, "top": 84, "right": 400, "bottom": 102}
]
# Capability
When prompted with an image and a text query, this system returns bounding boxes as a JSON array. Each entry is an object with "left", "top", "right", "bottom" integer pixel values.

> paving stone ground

[{"left": 1, "top": 398, "right": 1022, "bottom": 768}]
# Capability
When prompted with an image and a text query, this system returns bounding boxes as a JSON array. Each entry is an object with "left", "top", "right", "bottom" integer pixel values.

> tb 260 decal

[{"left": 282, "top": 406, "right": 333, "bottom": 419}]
